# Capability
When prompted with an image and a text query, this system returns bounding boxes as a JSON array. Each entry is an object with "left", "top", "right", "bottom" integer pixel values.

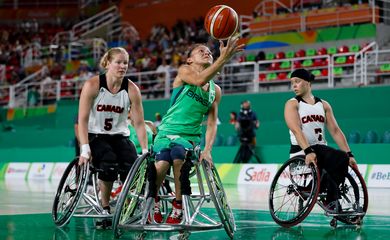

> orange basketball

[{"left": 204, "top": 5, "right": 239, "bottom": 40}]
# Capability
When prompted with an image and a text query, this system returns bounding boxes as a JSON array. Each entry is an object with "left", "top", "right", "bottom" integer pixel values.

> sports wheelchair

[
  {"left": 52, "top": 157, "right": 122, "bottom": 228},
  {"left": 112, "top": 145, "right": 236, "bottom": 239},
  {"left": 268, "top": 155, "right": 368, "bottom": 228}
]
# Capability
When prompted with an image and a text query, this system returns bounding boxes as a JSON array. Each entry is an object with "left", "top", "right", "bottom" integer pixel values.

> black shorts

[
  {"left": 311, "top": 144, "right": 349, "bottom": 184},
  {"left": 89, "top": 133, "right": 137, "bottom": 182}
]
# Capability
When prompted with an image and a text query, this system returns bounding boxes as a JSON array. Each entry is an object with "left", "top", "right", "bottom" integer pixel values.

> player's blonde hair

[{"left": 99, "top": 47, "right": 129, "bottom": 70}]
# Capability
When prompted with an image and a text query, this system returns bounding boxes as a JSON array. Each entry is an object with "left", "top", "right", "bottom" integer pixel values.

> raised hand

[{"left": 219, "top": 34, "right": 245, "bottom": 61}]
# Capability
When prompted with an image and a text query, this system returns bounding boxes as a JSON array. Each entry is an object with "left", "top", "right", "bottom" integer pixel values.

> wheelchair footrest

[
  {"left": 118, "top": 222, "right": 222, "bottom": 232},
  {"left": 73, "top": 213, "right": 113, "bottom": 219},
  {"left": 325, "top": 211, "right": 366, "bottom": 217}
]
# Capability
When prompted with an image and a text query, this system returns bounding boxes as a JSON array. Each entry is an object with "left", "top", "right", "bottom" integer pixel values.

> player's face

[
  {"left": 290, "top": 77, "right": 309, "bottom": 96},
  {"left": 107, "top": 53, "right": 129, "bottom": 77},
  {"left": 190, "top": 46, "right": 213, "bottom": 66}
]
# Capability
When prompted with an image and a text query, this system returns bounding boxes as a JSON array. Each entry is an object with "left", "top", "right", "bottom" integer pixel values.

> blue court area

[{"left": 1, "top": 181, "right": 390, "bottom": 240}]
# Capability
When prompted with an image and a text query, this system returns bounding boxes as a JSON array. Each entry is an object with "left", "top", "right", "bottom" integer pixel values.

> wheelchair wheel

[
  {"left": 269, "top": 156, "right": 321, "bottom": 227},
  {"left": 52, "top": 158, "right": 89, "bottom": 227},
  {"left": 335, "top": 166, "right": 368, "bottom": 225},
  {"left": 203, "top": 161, "right": 236, "bottom": 239},
  {"left": 112, "top": 153, "right": 149, "bottom": 238}
]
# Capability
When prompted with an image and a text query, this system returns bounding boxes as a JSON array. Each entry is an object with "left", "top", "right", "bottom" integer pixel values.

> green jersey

[
  {"left": 128, "top": 123, "right": 153, "bottom": 154},
  {"left": 158, "top": 81, "right": 216, "bottom": 136}
]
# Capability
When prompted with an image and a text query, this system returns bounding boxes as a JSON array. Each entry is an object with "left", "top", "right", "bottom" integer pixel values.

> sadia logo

[
  {"left": 244, "top": 167, "right": 270, "bottom": 182},
  {"left": 7, "top": 167, "right": 26, "bottom": 173}
]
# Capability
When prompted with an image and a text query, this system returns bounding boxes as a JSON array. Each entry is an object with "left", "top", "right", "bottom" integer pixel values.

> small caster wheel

[
  {"left": 114, "top": 229, "right": 122, "bottom": 238},
  {"left": 330, "top": 218, "right": 337, "bottom": 228},
  {"left": 136, "top": 232, "right": 146, "bottom": 240},
  {"left": 178, "top": 231, "right": 191, "bottom": 240}
]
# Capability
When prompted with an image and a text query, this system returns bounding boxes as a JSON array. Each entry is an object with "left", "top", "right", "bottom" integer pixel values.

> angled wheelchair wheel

[
  {"left": 52, "top": 158, "right": 89, "bottom": 227},
  {"left": 112, "top": 153, "right": 149, "bottom": 238},
  {"left": 335, "top": 166, "right": 368, "bottom": 225},
  {"left": 203, "top": 161, "right": 236, "bottom": 239},
  {"left": 269, "top": 156, "right": 321, "bottom": 227}
]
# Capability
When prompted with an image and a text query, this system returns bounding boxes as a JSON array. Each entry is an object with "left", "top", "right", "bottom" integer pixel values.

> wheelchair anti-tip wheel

[
  {"left": 269, "top": 156, "right": 321, "bottom": 227},
  {"left": 203, "top": 161, "right": 236, "bottom": 238},
  {"left": 52, "top": 157, "right": 89, "bottom": 227}
]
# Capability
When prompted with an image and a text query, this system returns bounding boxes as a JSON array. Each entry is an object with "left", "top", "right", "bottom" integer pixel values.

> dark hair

[{"left": 291, "top": 68, "right": 315, "bottom": 82}]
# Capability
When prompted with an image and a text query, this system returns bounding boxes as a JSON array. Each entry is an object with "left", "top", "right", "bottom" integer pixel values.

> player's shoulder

[
  {"left": 320, "top": 99, "right": 332, "bottom": 110},
  {"left": 176, "top": 64, "right": 191, "bottom": 75},
  {"left": 214, "top": 83, "right": 221, "bottom": 91},
  {"left": 86, "top": 75, "right": 99, "bottom": 84},
  {"left": 84, "top": 75, "right": 100, "bottom": 91},
  {"left": 286, "top": 97, "right": 299, "bottom": 104},
  {"left": 126, "top": 78, "right": 140, "bottom": 92},
  {"left": 285, "top": 97, "right": 299, "bottom": 109}
]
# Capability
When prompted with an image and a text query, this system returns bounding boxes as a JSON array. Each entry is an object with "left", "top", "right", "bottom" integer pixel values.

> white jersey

[
  {"left": 289, "top": 96, "right": 327, "bottom": 149},
  {"left": 88, "top": 74, "right": 130, "bottom": 136}
]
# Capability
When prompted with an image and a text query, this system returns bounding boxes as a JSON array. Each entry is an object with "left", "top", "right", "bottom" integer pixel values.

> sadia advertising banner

[
  {"left": 5, "top": 162, "right": 30, "bottom": 180},
  {"left": 237, "top": 164, "right": 278, "bottom": 185}
]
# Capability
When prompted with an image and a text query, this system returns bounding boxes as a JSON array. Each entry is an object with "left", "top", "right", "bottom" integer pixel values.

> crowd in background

[{"left": 0, "top": 16, "right": 222, "bottom": 88}]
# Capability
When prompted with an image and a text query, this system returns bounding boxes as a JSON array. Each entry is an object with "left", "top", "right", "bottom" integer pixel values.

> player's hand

[
  {"left": 219, "top": 34, "right": 245, "bottom": 60},
  {"left": 79, "top": 144, "right": 91, "bottom": 165},
  {"left": 349, "top": 157, "right": 358, "bottom": 170},
  {"left": 305, "top": 152, "right": 317, "bottom": 166},
  {"left": 200, "top": 149, "right": 214, "bottom": 167},
  {"left": 78, "top": 155, "right": 90, "bottom": 165}
]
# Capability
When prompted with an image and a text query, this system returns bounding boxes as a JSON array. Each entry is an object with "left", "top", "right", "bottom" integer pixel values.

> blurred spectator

[
  {"left": 153, "top": 58, "right": 172, "bottom": 96},
  {"left": 27, "top": 85, "right": 40, "bottom": 106},
  {"left": 50, "top": 62, "right": 63, "bottom": 80},
  {"left": 154, "top": 112, "right": 162, "bottom": 127},
  {"left": 255, "top": 51, "right": 266, "bottom": 62},
  {"left": 229, "top": 111, "right": 237, "bottom": 125}
]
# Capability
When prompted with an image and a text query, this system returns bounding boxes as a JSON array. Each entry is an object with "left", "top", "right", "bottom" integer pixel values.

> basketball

[{"left": 204, "top": 5, "right": 239, "bottom": 40}]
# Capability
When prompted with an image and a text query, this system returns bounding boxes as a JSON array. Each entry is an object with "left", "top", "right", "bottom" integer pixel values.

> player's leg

[
  {"left": 89, "top": 135, "right": 120, "bottom": 228},
  {"left": 153, "top": 152, "right": 171, "bottom": 223},
  {"left": 313, "top": 144, "right": 349, "bottom": 210},
  {"left": 166, "top": 144, "right": 186, "bottom": 224}
]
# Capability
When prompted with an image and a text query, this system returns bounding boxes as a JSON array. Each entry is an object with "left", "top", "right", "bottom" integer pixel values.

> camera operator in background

[
  {"left": 233, "top": 100, "right": 261, "bottom": 163},
  {"left": 235, "top": 100, "right": 259, "bottom": 146}
]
